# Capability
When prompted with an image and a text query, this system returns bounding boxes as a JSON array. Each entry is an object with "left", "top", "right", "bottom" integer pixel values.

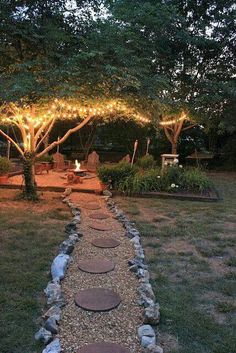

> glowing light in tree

[
  {"left": 159, "top": 112, "right": 196, "bottom": 154},
  {"left": 0, "top": 98, "right": 150, "bottom": 198},
  {"left": 159, "top": 113, "right": 188, "bottom": 126},
  {"left": 0, "top": 99, "right": 150, "bottom": 158}
]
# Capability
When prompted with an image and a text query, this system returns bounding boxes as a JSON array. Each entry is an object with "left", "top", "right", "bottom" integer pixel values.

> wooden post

[
  {"left": 146, "top": 138, "right": 151, "bottom": 155},
  {"left": 7, "top": 140, "right": 11, "bottom": 160},
  {"left": 131, "top": 140, "right": 138, "bottom": 166}
]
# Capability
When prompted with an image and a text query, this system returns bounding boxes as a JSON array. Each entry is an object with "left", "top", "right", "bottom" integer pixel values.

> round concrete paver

[
  {"left": 78, "top": 257, "right": 115, "bottom": 274},
  {"left": 89, "top": 212, "right": 110, "bottom": 220},
  {"left": 83, "top": 203, "right": 101, "bottom": 210},
  {"left": 78, "top": 342, "right": 130, "bottom": 353},
  {"left": 88, "top": 223, "right": 110, "bottom": 231},
  {"left": 75, "top": 288, "right": 121, "bottom": 312},
  {"left": 91, "top": 238, "right": 120, "bottom": 249}
]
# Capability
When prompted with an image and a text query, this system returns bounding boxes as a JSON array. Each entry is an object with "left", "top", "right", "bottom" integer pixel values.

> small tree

[
  {"left": 0, "top": 99, "right": 149, "bottom": 199},
  {"left": 160, "top": 112, "right": 196, "bottom": 154}
]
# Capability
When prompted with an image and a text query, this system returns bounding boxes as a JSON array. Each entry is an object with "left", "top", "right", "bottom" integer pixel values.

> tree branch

[
  {"left": 35, "top": 118, "right": 56, "bottom": 152},
  {"left": 174, "top": 119, "right": 185, "bottom": 142},
  {"left": 163, "top": 126, "right": 174, "bottom": 144},
  {"left": 35, "top": 117, "right": 54, "bottom": 141},
  {"left": 0, "top": 128, "right": 24, "bottom": 157},
  {"left": 36, "top": 115, "right": 93, "bottom": 158},
  {"left": 182, "top": 124, "right": 197, "bottom": 131}
]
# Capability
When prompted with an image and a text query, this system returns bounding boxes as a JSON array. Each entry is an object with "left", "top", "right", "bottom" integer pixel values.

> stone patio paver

[
  {"left": 75, "top": 287, "right": 122, "bottom": 312},
  {"left": 91, "top": 237, "right": 121, "bottom": 248},
  {"left": 78, "top": 257, "right": 115, "bottom": 274}
]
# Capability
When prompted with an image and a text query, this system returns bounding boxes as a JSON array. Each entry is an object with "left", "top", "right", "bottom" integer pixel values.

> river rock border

[
  {"left": 35, "top": 188, "right": 81, "bottom": 353},
  {"left": 104, "top": 191, "right": 163, "bottom": 353},
  {"left": 34, "top": 188, "right": 163, "bottom": 353}
]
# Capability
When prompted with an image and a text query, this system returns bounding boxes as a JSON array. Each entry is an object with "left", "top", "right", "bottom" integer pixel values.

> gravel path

[{"left": 59, "top": 193, "right": 142, "bottom": 353}]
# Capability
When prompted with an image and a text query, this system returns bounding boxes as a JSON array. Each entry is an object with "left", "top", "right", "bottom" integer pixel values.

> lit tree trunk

[
  {"left": 21, "top": 106, "right": 38, "bottom": 199},
  {"left": 23, "top": 152, "right": 37, "bottom": 199}
]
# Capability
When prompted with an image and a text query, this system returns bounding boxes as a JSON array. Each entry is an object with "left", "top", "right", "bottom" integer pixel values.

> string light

[
  {"left": 160, "top": 114, "right": 187, "bottom": 126},
  {"left": 1, "top": 99, "right": 151, "bottom": 139}
]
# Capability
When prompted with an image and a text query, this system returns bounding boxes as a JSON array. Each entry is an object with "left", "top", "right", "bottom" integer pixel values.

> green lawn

[
  {"left": 116, "top": 173, "right": 236, "bottom": 353},
  {"left": 0, "top": 190, "right": 70, "bottom": 353}
]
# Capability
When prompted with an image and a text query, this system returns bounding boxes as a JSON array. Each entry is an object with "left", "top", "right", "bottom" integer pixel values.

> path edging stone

[
  {"left": 104, "top": 191, "right": 163, "bottom": 353},
  {"left": 35, "top": 188, "right": 82, "bottom": 353}
]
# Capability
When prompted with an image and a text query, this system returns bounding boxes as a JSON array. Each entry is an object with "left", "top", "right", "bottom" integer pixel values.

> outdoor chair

[
  {"left": 52, "top": 152, "right": 73, "bottom": 171},
  {"left": 83, "top": 151, "right": 100, "bottom": 172}
]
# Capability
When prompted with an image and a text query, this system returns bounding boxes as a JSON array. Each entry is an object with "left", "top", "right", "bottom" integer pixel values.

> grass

[
  {"left": 0, "top": 190, "right": 70, "bottom": 353},
  {"left": 216, "top": 301, "right": 236, "bottom": 313},
  {"left": 116, "top": 172, "right": 236, "bottom": 353}
]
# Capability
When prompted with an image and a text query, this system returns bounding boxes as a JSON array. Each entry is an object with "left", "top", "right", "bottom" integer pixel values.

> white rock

[
  {"left": 44, "top": 281, "right": 62, "bottom": 305},
  {"left": 43, "top": 306, "right": 61, "bottom": 322},
  {"left": 138, "top": 325, "right": 156, "bottom": 338},
  {"left": 141, "top": 335, "right": 156, "bottom": 348},
  {"left": 144, "top": 303, "right": 160, "bottom": 325},
  {"left": 43, "top": 338, "right": 61, "bottom": 353},
  {"left": 35, "top": 327, "right": 52, "bottom": 344},
  {"left": 51, "top": 254, "right": 70, "bottom": 281}
]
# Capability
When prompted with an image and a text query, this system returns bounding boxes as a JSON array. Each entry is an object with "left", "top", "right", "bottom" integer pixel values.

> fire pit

[
  {"left": 67, "top": 160, "right": 88, "bottom": 184},
  {"left": 69, "top": 168, "right": 87, "bottom": 177}
]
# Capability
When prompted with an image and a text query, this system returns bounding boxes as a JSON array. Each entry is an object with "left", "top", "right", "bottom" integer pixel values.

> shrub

[
  {"left": 118, "top": 168, "right": 163, "bottom": 195},
  {"left": 182, "top": 168, "right": 211, "bottom": 193},
  {"left": 97, "top": 161, "right": 136, "bottom": 188},
  {"left": 97, "top": 161, "right": 212, "bottom": 195},
  {"left": 136, "top": 155, "right": 156, "bottom": 169},
  {"left": 0, "top": 157, "right": 12, "bottom": 175},
  {"left": 161, "top": 165, "right": 184, "bottom": 191}
]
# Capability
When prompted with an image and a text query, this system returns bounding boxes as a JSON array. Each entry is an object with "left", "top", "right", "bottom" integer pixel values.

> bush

[
  {"left": 118, "top": 168, "right": 162, "bottom": 194},
  {"left": 0, "top": 157, "right": 12, "bottom": 175},
  {"left": 97, "top": 161, "right": 212, "bottom": 195},
  {"left": 182, "top": 168, "right": 211, "bottom": 193},
  {"left": 136, "top": 155, "right": 156, "bottom": 169},
  {"left": 97, "top": 161, "right": 136, "bottom": 188},
  {"left": 161, "top": 165, "right": 184, "bottom": 191}
]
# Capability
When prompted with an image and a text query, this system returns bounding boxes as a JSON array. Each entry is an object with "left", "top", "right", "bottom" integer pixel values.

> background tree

[
  {"left": 89, "top": 1, "right": 236, "bottom": 150},
  {"left": 159, "top": 112, "right": 196, "bottom": 154}
]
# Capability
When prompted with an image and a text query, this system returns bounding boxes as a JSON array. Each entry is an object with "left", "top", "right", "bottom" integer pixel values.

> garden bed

[
  {"left": 98, "top": 156, "right": 219, "bottom": 202},
  {"left": 112, "top": 187, "right": 220, "bottom": 202}
]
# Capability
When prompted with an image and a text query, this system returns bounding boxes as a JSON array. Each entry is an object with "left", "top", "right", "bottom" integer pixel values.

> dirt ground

[{"left": 8, "top": 170, "right": 101, "bottom": 191}]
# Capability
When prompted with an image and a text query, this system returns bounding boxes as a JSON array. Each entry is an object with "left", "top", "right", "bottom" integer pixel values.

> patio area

[{"left": 7, "top": 170, "right": 102, "bottom": 193}]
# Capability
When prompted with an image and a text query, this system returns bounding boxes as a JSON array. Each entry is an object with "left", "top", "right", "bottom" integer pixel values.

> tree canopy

[{"left": 0, "top": 0, "right": 235, "bottom": 140}]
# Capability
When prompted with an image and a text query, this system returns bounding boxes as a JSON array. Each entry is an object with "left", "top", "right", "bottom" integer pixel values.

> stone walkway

[{"left": 59, "top": 193, "right": 142, "bottom": 352}]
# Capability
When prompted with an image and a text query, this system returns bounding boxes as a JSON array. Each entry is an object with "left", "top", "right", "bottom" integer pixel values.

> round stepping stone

[
  {"left": 89, "top": 212, "right": 110, "bottom": 220},
  {"left": 91, "top": 238, "right": 120, "bottom": 249},
  {"left": 75, "top": 288, "right": 121, "bottom": 312},
  {"left": 78, "top": 342, "right": 130, "bottom": 353},
  {"left": 83, "top": 203, "right": 101, "bottom": 210},
  {"left": 88, "top": 223, "right": 110, "bottom": 231},
  {"left": 78, "top": 257, "right": 115, "bottom": 274}
]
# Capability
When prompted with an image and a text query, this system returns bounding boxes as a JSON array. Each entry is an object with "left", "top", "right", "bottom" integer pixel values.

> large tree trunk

[{"left": 23, "top": 153, "right": 38, "bottom": 199}]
